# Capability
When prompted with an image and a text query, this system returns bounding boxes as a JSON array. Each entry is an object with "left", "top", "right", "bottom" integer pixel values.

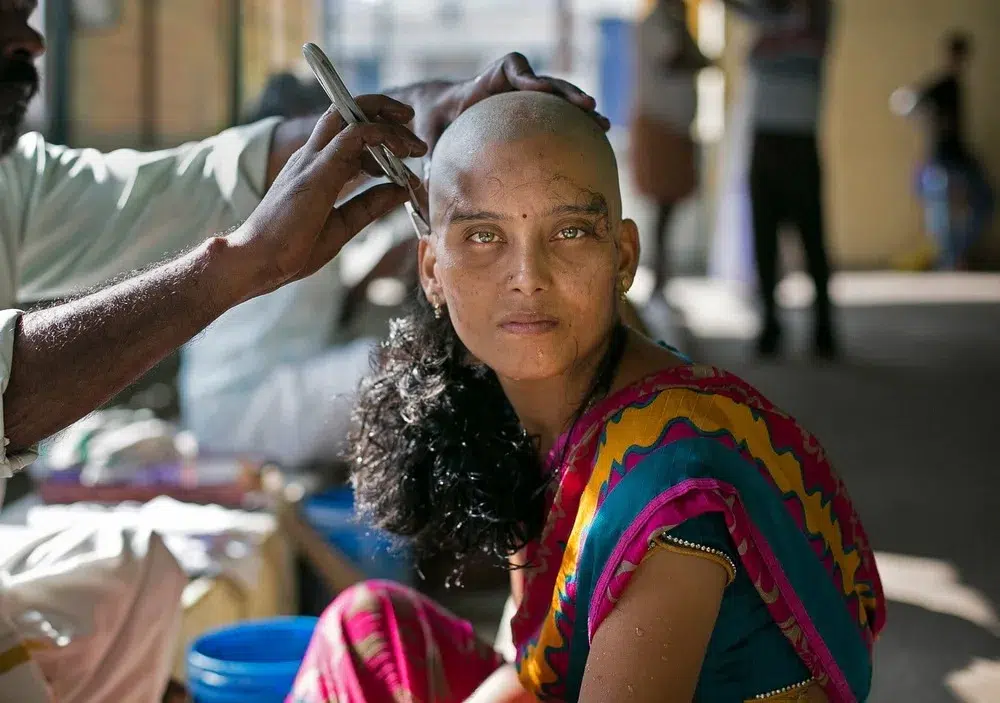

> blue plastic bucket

[
  {"left": 302, "top": 486, "right": 412, "bottom": 584},
  {"left": 187, "top": 617, "right": 319, "bottom": 703}
]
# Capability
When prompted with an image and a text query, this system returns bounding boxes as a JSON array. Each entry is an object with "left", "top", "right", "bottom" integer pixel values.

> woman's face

[{"left": 419, "top": 135, "right": 639, "bottom": 382}]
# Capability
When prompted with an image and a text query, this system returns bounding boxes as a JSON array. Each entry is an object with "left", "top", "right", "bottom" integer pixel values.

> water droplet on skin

[
  {"left": 660, "top": 654, "right": 669, "bottom": 662},
  {"left": 627, "top": 684, "right": 635, "bottom": 695},
  {"left": 634, "top": 626, "right": 644, "bottom": 637}
]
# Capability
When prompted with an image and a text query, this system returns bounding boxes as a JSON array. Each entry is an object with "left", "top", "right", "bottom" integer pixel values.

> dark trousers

[{"left": 749, "top": 131, "right": 833, "bottom": 332}]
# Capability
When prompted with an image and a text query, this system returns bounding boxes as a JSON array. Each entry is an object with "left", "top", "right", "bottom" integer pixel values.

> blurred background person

[
  {"left": 722, "top": 0, "right": 837, "bottom": 359},
  {"left": 240, "top": 70, "right": 329, "bottom": 124},
  {"left": 891, "top": 31, "right": 995, "bottom": 271},
  {"left": 177, "top": 68, "right": 418, "bottom": 474},
  {"left": 629, "top": 0, "right": 708, "bottom": 335}
]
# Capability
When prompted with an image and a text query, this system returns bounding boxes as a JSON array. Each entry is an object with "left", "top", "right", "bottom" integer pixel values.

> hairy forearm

[{"left": 3, "top": 237, "right": 253, "bottom": 451}]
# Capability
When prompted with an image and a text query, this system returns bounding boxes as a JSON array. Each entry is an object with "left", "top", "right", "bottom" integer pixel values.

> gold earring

[{"left": 619, "top": 275, "right": 631, "bottom": 302}]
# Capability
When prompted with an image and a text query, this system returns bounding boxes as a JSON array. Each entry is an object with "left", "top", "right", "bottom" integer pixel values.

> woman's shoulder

[
  {"left": 568, "top": 356, "right": 831, "bottom": 513},
  {"left": 587, "top": 361, "right": 805, "bottom": 459}
]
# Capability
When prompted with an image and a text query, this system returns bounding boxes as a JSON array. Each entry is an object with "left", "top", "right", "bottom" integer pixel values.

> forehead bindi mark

[{"left": 522, "top": 213, "right": 528, "bottom": 219}]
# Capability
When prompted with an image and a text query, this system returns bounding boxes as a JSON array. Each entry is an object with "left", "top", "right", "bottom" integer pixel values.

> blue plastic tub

[
  {"left": 187, "top": 617, "right": 319, "bottom": 703},
  {"left": 302, "top": 486, "right": 412, "bottom": 584}
]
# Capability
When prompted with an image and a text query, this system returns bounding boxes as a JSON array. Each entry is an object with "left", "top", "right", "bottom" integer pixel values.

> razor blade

[{"left": 303, "top": 42, "right": 430, "bottom": 236}]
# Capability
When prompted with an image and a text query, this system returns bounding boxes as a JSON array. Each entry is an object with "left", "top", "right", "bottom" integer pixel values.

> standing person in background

[
  {"left": 891, "top": 31, "right": 994, "bottom": 270},
  {"left": 723, "top": 0, "right": 837, "bottom": 359},
  {"left": 630, "top": 0, "right": 707, "bottom": 335}
]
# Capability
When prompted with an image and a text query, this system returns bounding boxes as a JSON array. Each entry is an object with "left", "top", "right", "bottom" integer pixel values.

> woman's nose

[
  {"left": 506, "top": 242, "right": 552, "bottom": 295},
  {"left": 3, "top": 23, "right": 45, "bottom": 61}
]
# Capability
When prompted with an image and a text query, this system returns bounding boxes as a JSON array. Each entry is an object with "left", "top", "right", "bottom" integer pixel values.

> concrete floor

[
  {"left": 440, "top": 272, "right": 1000, "bottom": 702},
  {"left": 687, "top": 294, "right": 1000, "bottom": 701}
]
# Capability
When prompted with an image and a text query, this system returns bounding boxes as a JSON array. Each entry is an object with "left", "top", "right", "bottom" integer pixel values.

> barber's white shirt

[{"left": 0, "top": 118, "right": 280, "bottom": 482}]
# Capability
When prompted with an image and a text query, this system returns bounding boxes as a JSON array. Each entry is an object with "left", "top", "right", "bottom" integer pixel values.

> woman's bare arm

[{"left": 579, "top": 548, "right": 727, "bottom": 702}]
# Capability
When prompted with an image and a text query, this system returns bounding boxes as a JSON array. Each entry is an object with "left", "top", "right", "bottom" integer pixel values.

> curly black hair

[{"left": 348, "top": 291, "right": 627, "bottom": 566}]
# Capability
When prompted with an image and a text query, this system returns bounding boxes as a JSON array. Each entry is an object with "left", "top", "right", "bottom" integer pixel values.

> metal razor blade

[{"left": 302, "top": 42, "right": 430, "bottom": 236}]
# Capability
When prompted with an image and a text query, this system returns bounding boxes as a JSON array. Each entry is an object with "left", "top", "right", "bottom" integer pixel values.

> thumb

[
  {"left": 316, "top": 183, "right": 410, "bottom": 261},
  {"left": 335, "top": 182, "right": 410, "bottom": 238}
]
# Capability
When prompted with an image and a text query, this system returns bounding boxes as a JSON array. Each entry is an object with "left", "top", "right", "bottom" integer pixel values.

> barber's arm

[{"left": 0, "top": 97, "right": 425, "bottom": 461}]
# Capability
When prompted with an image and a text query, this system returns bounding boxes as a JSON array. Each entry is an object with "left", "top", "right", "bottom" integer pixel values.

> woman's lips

[{"left": 498, "top": 316, "right": 559, "bottom": 335}]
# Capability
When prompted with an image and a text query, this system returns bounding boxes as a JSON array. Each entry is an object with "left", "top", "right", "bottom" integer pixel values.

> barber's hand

[
  {"left": 422, "top": 52, "right": 610, "bottom": 153},
  {"left": 229, "top": 95, "right": 427, "bottom": 299}
]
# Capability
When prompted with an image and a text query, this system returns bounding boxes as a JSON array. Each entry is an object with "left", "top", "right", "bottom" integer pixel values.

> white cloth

[
  {"left": 0, "top": 525, "right": 186, "bottom": 703},
  {"left": 0, "top": 597, "right": 52, "bottom": 702},
  {"left": 0, "top": 309, "right": 34, "bottom": 479},
  {"left": 181, "top": 333, "right": 376, "bottom": 468},
  {"left": 24, "top": 496, "right": 276, "bottom": 591},
  {"left": 494, "top": 595, "right": 518, "bottom": 664},
  {"left": 0, "top": 118, "right": 280, "bottom": 484}
]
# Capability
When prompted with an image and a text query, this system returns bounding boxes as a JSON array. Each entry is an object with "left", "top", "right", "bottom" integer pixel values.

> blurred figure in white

[{"left": 630, "top": 0, "right": 707, "bottom": 335}]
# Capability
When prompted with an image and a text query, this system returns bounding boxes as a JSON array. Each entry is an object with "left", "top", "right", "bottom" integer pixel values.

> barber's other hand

[
  {"left": 423, "top": 52, "right": 610, "bottom": 153},
  {"left": 228, "top": 95, "right": 427, "bottom": 299}
]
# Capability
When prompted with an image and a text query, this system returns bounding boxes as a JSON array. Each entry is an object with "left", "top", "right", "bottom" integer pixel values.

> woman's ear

[
  {"left": 619, "top": 218, "right": 641, "bottom": 286},
  {"left": 417, "top": 236, "right": 441, "bottom": 304}
]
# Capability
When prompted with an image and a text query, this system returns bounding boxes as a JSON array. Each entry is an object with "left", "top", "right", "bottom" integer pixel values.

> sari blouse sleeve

[
  {"left": 579, "top": 440, "right": 738, "bottom": 645},
  {"left": 648, "top": 513, "right": 737, "bottom": 587}
]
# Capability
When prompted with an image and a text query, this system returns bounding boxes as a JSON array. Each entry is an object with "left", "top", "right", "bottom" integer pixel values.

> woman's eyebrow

[
  {"left": 442, "top": 196, "right": 609, "bottom": 225},
  {"left": 546, "top": 203, "right": 607, "bottom": 217},
  {"left": 445, "top": 208, "right": 507, "bottom": 224}
]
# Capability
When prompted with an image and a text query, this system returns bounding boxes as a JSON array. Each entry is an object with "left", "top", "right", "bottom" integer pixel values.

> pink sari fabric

[{"left": 286, "top": 580, "right": 503, "bottom": 703}]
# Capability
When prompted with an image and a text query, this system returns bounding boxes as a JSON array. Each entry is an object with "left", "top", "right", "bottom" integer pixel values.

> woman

[
  {"left": 289, "top": 92, "right": 884, "bottom": 703},
  {"left": 630, "top": 0, "right": 706, "bottom": 330}
]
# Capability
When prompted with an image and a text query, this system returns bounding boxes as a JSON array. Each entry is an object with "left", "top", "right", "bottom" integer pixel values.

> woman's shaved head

[{"left": 429, "top": 91, "right": 622, "bottom": 224}]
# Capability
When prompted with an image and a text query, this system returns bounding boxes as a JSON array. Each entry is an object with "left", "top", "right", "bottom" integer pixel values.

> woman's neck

[{"left": 497, "top": 332, "right": 618, "bottom": 456}]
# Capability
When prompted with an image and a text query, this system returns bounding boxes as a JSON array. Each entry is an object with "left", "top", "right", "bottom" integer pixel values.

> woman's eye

[
  {"left": 470, "top": 231, "right": 498, "bottom": 244},
  {"left": 556, "top": 227, "right": 586, "bottom": 240}
]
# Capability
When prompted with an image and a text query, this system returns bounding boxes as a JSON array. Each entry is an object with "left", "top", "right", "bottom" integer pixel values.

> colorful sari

[{"left": 289, "top": 363, "right": 885, "bottom": 703}]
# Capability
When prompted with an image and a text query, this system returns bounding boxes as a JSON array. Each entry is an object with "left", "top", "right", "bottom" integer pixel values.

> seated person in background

[
  {"left": 178, "top": 216, "right": 413, "bottom": 471},
  {"left": 287, "top": 92, "right": 885, "bottom": 702},
  {"left": 179, "top": 66, "right": 417, "bottom": 471}
]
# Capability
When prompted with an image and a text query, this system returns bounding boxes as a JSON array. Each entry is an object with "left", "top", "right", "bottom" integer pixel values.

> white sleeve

[
  {"left": 0, "top": 309, "right": 37, "bottom": 482},
  {"left": 7, "top": 118, "right": 280, "bottom": 302}
]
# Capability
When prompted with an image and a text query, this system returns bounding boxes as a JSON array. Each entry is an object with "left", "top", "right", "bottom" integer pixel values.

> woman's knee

[{"left": 317, "top": 579, "right": 415, "bottom": 632}]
